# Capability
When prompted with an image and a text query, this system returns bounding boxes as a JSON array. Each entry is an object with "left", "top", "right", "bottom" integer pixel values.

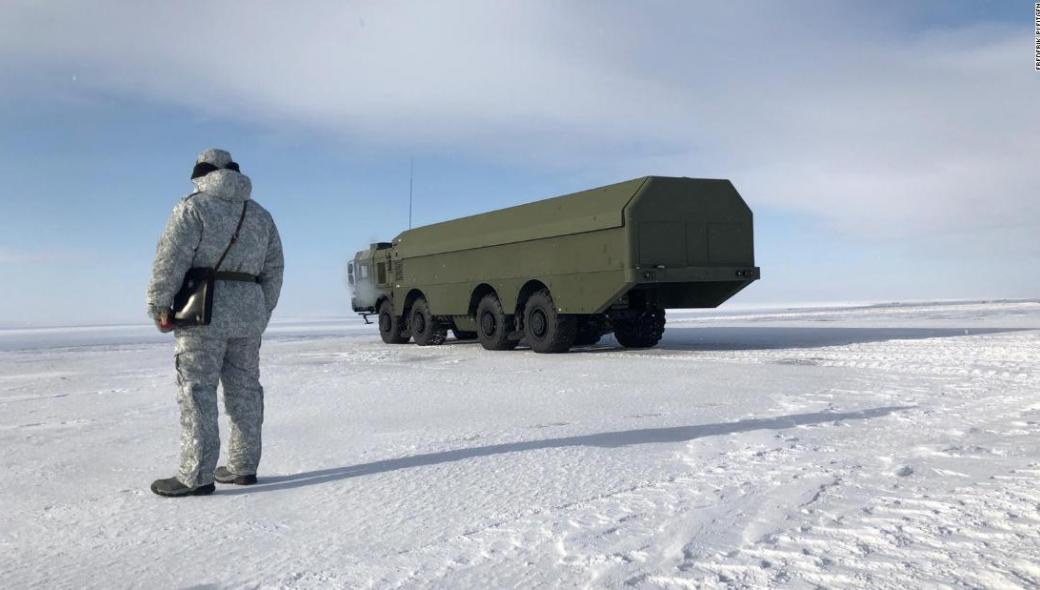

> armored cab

[
  {"left": 347, "top": 242, "right": 393, "bottom": 317},
  {"left": 348, "top": 176, "right": 759, "bottom": 352}
]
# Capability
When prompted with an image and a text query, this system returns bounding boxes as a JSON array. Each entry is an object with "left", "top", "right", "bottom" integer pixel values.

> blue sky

[{"left": 0, "top": 1, "right": 1036, "bottom": 326}]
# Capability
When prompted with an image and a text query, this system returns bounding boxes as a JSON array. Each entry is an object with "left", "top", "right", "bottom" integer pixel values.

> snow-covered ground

[{"left": 2, "top": 300, "right": 1038, "bottom": 589}]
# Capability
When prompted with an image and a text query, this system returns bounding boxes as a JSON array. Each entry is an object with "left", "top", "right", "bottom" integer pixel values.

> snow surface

[{"left": 2, "top": 301, "right": 1039, "bottom": 589}]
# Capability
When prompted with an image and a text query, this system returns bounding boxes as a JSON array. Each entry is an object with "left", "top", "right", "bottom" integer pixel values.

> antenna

[{"left": 408, "top": 157, "right": 414, "bottom": 229}]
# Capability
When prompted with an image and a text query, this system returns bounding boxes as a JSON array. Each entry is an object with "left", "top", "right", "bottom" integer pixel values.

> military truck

[{"left": 348, "top": 176, "right": 759, "bottom": 353}]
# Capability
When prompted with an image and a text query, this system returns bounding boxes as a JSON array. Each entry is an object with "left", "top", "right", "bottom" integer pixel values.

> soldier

[{"left": 146, "top": 148, "right": 284, "bottom": 497}]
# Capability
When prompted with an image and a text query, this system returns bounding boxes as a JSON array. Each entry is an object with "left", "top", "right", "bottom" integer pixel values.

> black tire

[
  {"left": 476, "top": 293, "right": 519, "bottom": 351},
  {"left": 523, "top": 289, "right": 577, "bottom": 353},
  {"left": 409, "top": 298, "right": 446, "bottom": 346},
  {"left": 451, "top": 328, "right": 478, "bottom": 340},
  {"left": 573, "top": 315, "right": 607, "bottom": 347},
  {"left": 378, "top": 300, "right": 410, "bottom": 344},
  {"left": 613, "top": 308, "right": 666, "bottom": 349}
]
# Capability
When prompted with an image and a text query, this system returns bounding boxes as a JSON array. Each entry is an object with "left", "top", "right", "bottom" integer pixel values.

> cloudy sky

[{"left": 0, "top": 1, "right": 1036, "bottom": 325}]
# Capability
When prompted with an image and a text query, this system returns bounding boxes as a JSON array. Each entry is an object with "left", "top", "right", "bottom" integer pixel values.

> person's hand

[{"left": 156, "top": 308, "right": 175, "bottom": 333}]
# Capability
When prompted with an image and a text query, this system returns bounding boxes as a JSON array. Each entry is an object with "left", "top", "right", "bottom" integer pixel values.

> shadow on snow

[
  {"left": 446, "top": 327, "right": 1029, "bottom": 353},
  {"left": 585, "top": 326, "right": 1028, "bottom": 353},
  {"left": 224, "top": 405, "right": 914, "bottom": 496}
]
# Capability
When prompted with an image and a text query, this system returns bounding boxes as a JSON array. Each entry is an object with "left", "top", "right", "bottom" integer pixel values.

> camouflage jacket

[{"left": 147, "top": 169, "right": 284, "bottom": 338}]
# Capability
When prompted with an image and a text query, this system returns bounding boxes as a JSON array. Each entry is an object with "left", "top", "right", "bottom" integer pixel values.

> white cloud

[
  {"left": 2, "top": 1, "right": 1036, "bottom": 244},
  {"left": 0, "top": 247, "right": 82, "bottom": 265}
]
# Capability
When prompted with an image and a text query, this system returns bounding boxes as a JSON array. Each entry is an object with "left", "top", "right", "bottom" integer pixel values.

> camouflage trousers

[{"left": 174, "top": 334, "right": 264, "bottom": 487}]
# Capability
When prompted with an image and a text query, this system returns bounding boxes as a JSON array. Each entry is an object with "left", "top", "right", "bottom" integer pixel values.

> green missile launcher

[{"left": 348, "top": 176, "right": 759, "bottom": 353}]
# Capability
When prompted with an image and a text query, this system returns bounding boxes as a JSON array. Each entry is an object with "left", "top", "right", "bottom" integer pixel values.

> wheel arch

[
  {"left": 402, "top": 288, "right": 426, "bottom": 318},
  {"left": 468, "top": 283, "right": 499, "bottom": 316},
  {"left": 375, "top": 294, "right": 392, "bottom": 314},
  {"left": 515, "top": 279, "right": 550, "bottom": 317}
]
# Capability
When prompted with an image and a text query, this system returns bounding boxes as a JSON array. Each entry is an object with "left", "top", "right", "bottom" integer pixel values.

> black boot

[
  {"left": 150, "top": 477, "right": 216, "bottom": 497},
  {"left": 214, "top": 466, "right": 257, "bottom": 485}
]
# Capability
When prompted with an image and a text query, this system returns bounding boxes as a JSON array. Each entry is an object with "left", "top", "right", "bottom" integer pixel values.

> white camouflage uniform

[{"left": 147, "top": 148, "right": 284, "bottom": 487}]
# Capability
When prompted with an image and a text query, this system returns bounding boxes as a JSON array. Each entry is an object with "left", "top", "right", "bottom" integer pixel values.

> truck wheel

[
  {"left": 378, "top": 300, "right": 410, "bottom": 344},
  {"left": 452, "top": 328, "right": 478, "bottom": 340},
  {"left": 573, "top": 315, "right": 607, "bottom": 347},
  {"left": 410, "top": 298, "right": 446, "bottom": 346},
  {"left": 523, "top": 289, "right": 577, "bottom": 353},
  {"left": 476, "top": 294, "right": 519, "bottom": 351},
  {"left": 613, "top": 308, "right": 666, "bottom": 349}
]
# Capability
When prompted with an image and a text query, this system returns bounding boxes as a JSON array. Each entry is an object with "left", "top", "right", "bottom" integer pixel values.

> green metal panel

[
  {"left": 685, "top": 223, "right": 708, "bottom": 265},
  {"left": 707, "top": 223, "right": 754, "bottom": 264},
  {"left": 393, "top": 178, "right": 648, "bottom": 258},
  {"left": 376, "top": 176, "right": 758, "bottom": 319},
  {"left": 638, "top": 221, "right": 686, "bottom": 266},
  {"left": 626, "top": 177, "right": 754, "bottom": 269},
  {"left": 540, "top": 270, "right": 633, "bottom": 314},
  {"left": 391, "top": 227, "right": 630, "bottom": 315}
]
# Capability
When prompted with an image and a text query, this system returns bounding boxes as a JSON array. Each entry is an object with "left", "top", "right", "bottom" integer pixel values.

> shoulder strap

[{"left": 214, "top": 202, "right": 249, "bottom": 272}]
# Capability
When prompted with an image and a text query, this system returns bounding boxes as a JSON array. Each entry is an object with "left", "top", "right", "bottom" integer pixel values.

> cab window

[{"left": 347, "top": 261, "right": 355, "bottom": 285}]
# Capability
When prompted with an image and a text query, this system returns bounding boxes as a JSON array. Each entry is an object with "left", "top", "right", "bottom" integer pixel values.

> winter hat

[{"left": 191, "top": 148, "right": 240, "bottom": 179}]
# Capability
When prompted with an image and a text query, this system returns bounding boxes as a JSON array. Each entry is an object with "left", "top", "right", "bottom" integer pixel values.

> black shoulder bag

[{"left": 172, "top": 202, "right": 249, "bottom": 326}]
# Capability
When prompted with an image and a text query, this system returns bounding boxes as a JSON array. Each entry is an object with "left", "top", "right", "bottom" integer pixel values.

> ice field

[{"left": 1, "top": 300, "right": 1038, "bottom": 589}]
